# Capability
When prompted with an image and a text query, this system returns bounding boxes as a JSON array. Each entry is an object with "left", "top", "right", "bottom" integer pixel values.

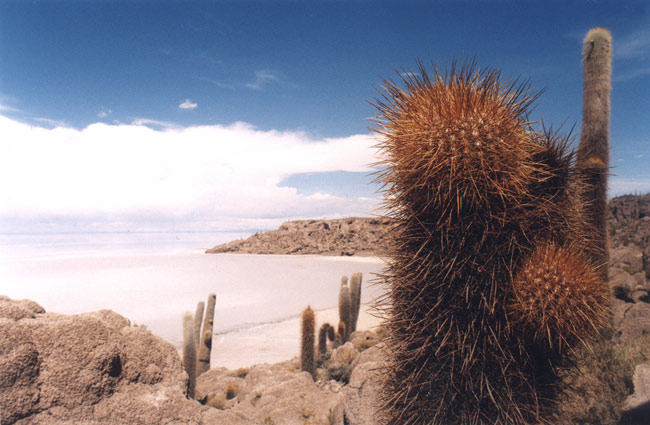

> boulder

[
  {"left": 621, "top": 363, "right": 650, "bottom": 425},
  {"left": 614, "top": 302, "right": 650, "bottom": 342},
  {"left": 342, "top": 343, "right": 388, "bottom": 425},
  {"left": 0, "top": 296, "right": 217, "bottom": 425}
]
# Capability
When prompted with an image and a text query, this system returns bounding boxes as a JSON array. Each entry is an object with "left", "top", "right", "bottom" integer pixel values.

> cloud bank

[{"left": 0, "top": 116, "right": 380, "bottom": 233}]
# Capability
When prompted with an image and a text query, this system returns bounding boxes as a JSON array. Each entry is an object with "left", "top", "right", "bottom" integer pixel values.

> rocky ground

[{"left": 3, "top": 194, "right": 650, "bottom": 424}]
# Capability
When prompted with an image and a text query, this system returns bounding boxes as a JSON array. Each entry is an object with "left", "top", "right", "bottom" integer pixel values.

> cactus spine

[
  {"left": 301, "top": 306, "right": 316, "bottom": 378},
  {"left": 349, "top": 273, "right": 363, "bottom": 333},
  {"left": 193, "top": 301, "right": 205, "bottom": 352},
  {"left": 577, "top": 27, "right": 612, "bottom": 280},
  {"left": 373, "top": 56, "right": 610, "bottom": 424},
  {"left": 338, "top": 277, "right": 352, "bottom": 342},
  {"left": 182, "top": 312, "right": 197, "bottom": 398},
  {"left": 197, "top": 293, "right": 216, "bottom": 377}
]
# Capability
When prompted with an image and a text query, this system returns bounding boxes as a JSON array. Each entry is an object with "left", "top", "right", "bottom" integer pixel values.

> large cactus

[{"left": 374, "top": 54, "right": 610, "bottom": 423}]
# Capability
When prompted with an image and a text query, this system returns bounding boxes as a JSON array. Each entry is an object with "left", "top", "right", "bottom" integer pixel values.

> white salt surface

[
  {"left": 213, "top": 305, "right": 383, "bottom": 369},
  {"left": 0, "top": 232, "right": 386, "bottom": 369}
]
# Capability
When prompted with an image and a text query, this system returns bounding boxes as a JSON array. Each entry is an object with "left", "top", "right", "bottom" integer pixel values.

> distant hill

[{"left": 206, "top": 194, "right": 650, "bottom": 258}]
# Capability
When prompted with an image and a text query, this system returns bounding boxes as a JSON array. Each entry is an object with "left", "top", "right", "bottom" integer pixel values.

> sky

[{"left": 1, "top": 0, "right": 649, "bottom": 234}]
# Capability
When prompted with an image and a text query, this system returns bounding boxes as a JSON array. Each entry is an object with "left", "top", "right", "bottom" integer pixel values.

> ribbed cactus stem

[
  {"left": 577, "top": 27, "right": 612, "bottom": 280},
  {"left": 182, "top": 312, "right": 196, "bottom": 398},
  {"left": 318, "top": 323, "right": 331, "bottom": 356},
  {"left": 349, "top": 272, "right": 363, "bottom": 333},
  {"left": 338, "top": 277, "right": 352, "bottom": 341},
  {"left": 301, "top": 306, "right": 316, "bottom": 378},
  {"left": 197, "top": 293, "right": 216, "bottom": 376},
  {"left": 193, "top": 301, "right": 205, "bottom": 352}
]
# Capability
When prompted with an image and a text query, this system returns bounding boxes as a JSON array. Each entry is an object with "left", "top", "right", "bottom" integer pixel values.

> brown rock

[
  {"left": 343, "top": 343, "right": 388, "bottom": 425},
  {"left": 0, "top": 296, "right": 218, "bottom": 425},
  {"left": 615, "top": 303, "right": 650, "bottom": 342},
  {"left": 621, "top": 363, "right": 650, "bottom": 425}
]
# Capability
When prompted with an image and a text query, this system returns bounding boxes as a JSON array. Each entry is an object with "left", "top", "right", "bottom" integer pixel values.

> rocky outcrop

[
  {"left": 206, "top": 217, "right": 394, "bottom": 256},
  {"left": 0, "top": 296, "right": 222, "bottom": 425}
]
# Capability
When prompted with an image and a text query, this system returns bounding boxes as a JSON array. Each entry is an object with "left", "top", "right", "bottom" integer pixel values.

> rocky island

[{"left": 206, "top": 217, "right": 395, "bottom": 256}]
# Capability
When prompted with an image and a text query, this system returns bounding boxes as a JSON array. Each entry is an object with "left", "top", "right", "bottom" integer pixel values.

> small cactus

[
  {"left": 197, "top": 293, "right": 216, "bottom": 377},
  {"left": 336, "top": 321, "right": 347, "bottom": 346},
  {"left": 301, "top": 306, "right": 316, "bottom": 378},
  {"left": 318, "top": 323, "right": 331, "bottom": 356},
  {"left": 182, "top": 311, "right": 196, "bottom": 398},
  {"left": 193, "top": 301, "right": 205, "bottom": 352},
  {"left": 338, "top": 277, "right": 352, "bottom": 342},
  {"left": 349, "top": 273, "right": 363, "bottom": 333}
]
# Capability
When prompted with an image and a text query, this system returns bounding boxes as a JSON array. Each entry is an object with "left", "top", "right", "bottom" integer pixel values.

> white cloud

[
  {"left": 245, "top": 70, "right": 282, "bottom": 90},
  {"left": 98, "top": 109, "right": 112, "bottom": 118},
  {"left": 0, "top": 115, "right": 380, "bottom": 232},
  {"left": 178, "top": 99, "right": 198, "bottom": 110}
]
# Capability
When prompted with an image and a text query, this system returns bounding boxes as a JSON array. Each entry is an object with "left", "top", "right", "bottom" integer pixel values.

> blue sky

[{"left": 0, "top": 0, "right": 649, "bottom": 233}]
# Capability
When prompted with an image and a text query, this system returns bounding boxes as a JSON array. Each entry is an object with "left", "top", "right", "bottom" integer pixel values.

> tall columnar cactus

[
  {"left": 193, "top": 301, "right": 205, "bottom": 352},
  {"left": 349, "top": 272, "right": 363, "bottom": 333},
  {"left": 301, "top": 306, "right": 316, "bottom": 378},
  {"left": 577, "top": 27, "right": 612, "bottom": 280},
  {"left": 338, "top": 277, "right": 352, "bottom": 342},
  {"left": 182, "top": 312, "right": 197, "bottom": 398},
  {"left": 197, "top": 293, "right": 216, "bottom": 377},
  {"left": 374, "top": 55, "right": 610, "bottom": 424}
]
